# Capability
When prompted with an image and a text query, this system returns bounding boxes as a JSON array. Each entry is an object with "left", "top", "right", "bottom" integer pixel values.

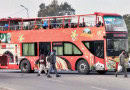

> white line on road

[
  {"left": 0, "top": 86, "right": 16, "bottom": 90},
  {"left": 45, "top": 79, "right": 64, "bottom": 83},
  {"left": 91, "top": 86, "right": 108, "bottom": 90}
]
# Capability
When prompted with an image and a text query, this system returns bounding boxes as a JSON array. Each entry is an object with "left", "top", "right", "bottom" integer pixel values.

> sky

[{"left": 0, "top": 0, "right": 130, "bottom": 19}]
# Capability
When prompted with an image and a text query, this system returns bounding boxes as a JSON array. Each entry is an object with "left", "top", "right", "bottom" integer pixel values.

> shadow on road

[{"left": 0, "top": 69, "right": 120, "bottom": 76}]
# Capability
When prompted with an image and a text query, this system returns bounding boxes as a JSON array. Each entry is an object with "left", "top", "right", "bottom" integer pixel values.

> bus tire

[
  {"left": 97, "top": 70, "right": 106, "bottom": 74},
  {"left": 77, "top": 60, "right": 90, "bottom": 74},
  {"left": 20, "top": 60, "right": 31, "bottom": 73}
]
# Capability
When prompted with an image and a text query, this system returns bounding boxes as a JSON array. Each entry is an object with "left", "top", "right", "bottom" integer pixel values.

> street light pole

[{"left": 20, "top": 5, "right": 29, "bottom": 18}]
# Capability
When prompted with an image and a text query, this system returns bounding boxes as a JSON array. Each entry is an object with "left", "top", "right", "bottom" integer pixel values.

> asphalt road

[{"left": 0, "top": 70, "right": 130, "bottom": 90}]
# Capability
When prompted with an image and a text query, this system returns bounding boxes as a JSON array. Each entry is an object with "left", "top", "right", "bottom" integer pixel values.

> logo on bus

[
  {"left": 80, "top": 28, "right": 92, "bottom": 37},
  {"left": 0, "top": 33, "right": 11, "bottom": 43},
  {"left": 71, "top": 30, "right": 78, "bottom": 41},
  {"left": 18, "top": 34, "right": 24, "bottom": 42}
]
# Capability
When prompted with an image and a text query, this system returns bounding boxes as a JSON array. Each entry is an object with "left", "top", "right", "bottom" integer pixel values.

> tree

[{"left": 38, "top": 0, "right": 75, "bottom": 17}]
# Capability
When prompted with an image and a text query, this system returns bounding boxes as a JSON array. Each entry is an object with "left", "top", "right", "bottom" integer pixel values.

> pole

[{"left": 20, "top": 5, "right": 29, "bottom": 18}]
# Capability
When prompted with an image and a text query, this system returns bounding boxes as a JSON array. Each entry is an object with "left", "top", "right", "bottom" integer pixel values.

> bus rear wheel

[
  {"left": 77, "top": 60, "right": 90, "bottom": 74},
  {"left": 20, "top": 60, "right": 31, "bottom": 73}
]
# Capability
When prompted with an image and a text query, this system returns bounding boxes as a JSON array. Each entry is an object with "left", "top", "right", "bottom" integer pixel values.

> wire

[{"left": 6, "top": 9, "right": 25, "bottom": 18}]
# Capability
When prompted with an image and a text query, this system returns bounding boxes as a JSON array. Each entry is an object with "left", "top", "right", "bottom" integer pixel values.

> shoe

[
  {"left": 124, "top": 75, "right": 128, "bottom": 78},
  {"left": 115, "top": 74, "right": 117, "bottom": 77},
  {"left": 56, "top": 75, "right": 61, "bottom": 77},
  {"left": 47, "top": 75, "right": 52, "bottom": 78},
  {"left": 37, "top": 74, "right": 40, "bottom": 76}
]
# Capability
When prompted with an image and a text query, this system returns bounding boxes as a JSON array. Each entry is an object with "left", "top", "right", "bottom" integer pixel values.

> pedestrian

[
  {"left": 115, "top": 50, "right": 128, "bottom": 77},
  {"left": 37, "top": 54, "right": 47, "bottom": 76},
  {"left": 47, "top": 50, "right": 61, "bottom": 78}
]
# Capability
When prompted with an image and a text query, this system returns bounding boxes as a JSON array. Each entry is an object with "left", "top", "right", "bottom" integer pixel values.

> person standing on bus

[
  {"left": 37, "top": 54, "right": 47, "bottom": 76},
  {"left": 52, "top": 19, "right": 57, "bottom": 28},
  {"left": 43, "top": 20, "right": 48, "bottom": 29},
  {"left": 47, "top": 50, "right": 61, "bottom": 78},
  {"left": 115, "top": 50, "right": 128, "bottom": 77},
  {"left": 96, "top": 21, "right": 102, "bottom": 27}
]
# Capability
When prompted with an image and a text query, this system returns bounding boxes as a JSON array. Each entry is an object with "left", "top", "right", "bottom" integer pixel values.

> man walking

[
  {"left": 115, "top": 50, "right": 128, "bottom": 77},
  {"left": 47, "top": 50, "right": 61, "bottom": 78}
]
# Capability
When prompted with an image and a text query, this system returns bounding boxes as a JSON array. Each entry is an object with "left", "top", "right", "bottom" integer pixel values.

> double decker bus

[{"left": 0, "top": 12, "right": 128, "bottom": 74}]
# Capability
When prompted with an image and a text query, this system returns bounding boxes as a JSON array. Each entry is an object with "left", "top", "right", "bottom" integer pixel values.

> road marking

[
  {"left": 45, "top": 79, "right": 64, "bottom": 83},
  {"left": 91, "top": 86, "right": 108, "bottom": 90},
  {"left": 0, "top": 86, "right": 16, "bottom": 90}
]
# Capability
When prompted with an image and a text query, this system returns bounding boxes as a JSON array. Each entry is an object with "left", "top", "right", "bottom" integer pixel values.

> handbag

[{"left": 117, "top": 64, "right": 122, "bottom": 72}]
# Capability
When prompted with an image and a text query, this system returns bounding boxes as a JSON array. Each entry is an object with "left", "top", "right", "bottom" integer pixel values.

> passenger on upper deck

[
  {"left": 52, "top": 19, "right": 57, "bottom": 28},
  {"left": 43, "top": 20, "right": 48, "bottom": 29},
  {"left": 83, "top": 22, "right": 86, "bottom": 27},
  {"left": 4, "top": 24, "right": 8, "bottom": 31},
  {"left": 64, "top": 23, "right": 69, "bottom": 28},
  {"left": 96, "top": 21, "right": 103, "bottom": 27}
]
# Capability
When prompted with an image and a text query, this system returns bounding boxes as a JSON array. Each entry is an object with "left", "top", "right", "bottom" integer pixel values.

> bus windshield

[
  {"left": 104, "top": 16, "right": 127, "bottom": 31},
  {"left": 107, "top": 39, "right": 128, "bottom": 56}
]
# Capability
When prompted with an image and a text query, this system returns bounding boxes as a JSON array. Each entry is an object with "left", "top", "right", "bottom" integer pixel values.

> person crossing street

[{"left": 47, "top": 50, "right": 61, "bottom": 78}]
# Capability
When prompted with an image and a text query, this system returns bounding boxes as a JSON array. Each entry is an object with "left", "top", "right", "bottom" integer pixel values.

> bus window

[
  {"left": 64, "top": 16, "right": 78, "bottom": 28},
  {"left": 53, "top": 42, "right": 63, "bottom": 55},
  {"left": 79, "top": 15, "right": 96, "bottom": 27},
  {"left": 35, "top": 19, "right": 42, "bottom": 29},
  {"left": 64, "top": 42, "right": 82, "bottom": 55},
  {"left": 0, "top": 21, "right": 9, "bottom": 31},
  {"left": 104, "top": 16, "right": 127, "bottom": 31},
  {"left": 96, "top": 16, "right": 103, "bottom": 27},
  {"left": 50, "top": 17, "right": 63, "bottom": 29},
  {"left": 10, "top": 20, "right": 21, "bottom": 30},
  {"left": 107, "top": 39, "right": 128, "bottom": 56},
  {"left": 23, "top": 20, "right": 35, "bottom": 30},
  {"left": 53, "top": 42, "right": 82, "bottom": 56},
  {"left": 83, "top": 41, "right": 95, "bottom": 55},
  {"left": 22, "top": 43, "right": 37, "bottom": 56},
  {"left": 83, "top": 41, "right": 104, "bottom": 58}
]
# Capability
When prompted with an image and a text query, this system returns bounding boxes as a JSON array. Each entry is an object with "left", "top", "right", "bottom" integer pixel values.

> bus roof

[{"left": 94, "top": 12, "right": 121, "bottom": 16}]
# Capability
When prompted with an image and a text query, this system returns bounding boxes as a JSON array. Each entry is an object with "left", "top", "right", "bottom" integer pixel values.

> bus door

[
  {"left": 39, "top": 42, "right": 51, "bottom": 56},
  {"left": 0, "top": 55, "right": 8, "bottom": 66},
  {"left": 94, "top": 41, "right": 105, "bottom": 70}
]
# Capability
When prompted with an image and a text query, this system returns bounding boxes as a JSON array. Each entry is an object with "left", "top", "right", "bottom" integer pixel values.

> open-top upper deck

[{"left": 0, "top": 12, "right": 121, "bottom": 32}]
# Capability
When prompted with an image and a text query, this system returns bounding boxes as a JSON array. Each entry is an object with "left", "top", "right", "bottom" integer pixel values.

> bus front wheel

[
  {"left": 20, "top": 60, "right": 31, "bottom": 73},
  {"left": 77, "top": 60, "right": 90, "bottom": 74}
]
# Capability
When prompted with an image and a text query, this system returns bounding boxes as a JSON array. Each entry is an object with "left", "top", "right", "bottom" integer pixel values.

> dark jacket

[{"left": 49, "top": 52, "right": 56, "bottom": 64}]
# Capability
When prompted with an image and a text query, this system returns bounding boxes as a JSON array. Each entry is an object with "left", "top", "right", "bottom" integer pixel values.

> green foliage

[
  {"left": 123, "top": 14, "right": 130, "bottom": 53},
  {"left": 38, "top": 0, "right": 75, "bottom": 17}
]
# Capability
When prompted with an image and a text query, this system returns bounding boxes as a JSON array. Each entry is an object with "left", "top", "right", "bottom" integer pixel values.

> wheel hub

[
  {"left": 23, "top": 63, "right": 27, "bottom": 70},
  {"left": 80, "top": 63, "right": 87, "bottom": 71}
]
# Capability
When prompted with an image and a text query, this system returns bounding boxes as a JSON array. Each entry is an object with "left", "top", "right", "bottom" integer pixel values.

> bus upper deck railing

[
  {"left": 0, "top": 21, "right": 96, "bottom": 31},
  {"left": 0, "top": 14, "right": 104, "bottom": 31}
]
